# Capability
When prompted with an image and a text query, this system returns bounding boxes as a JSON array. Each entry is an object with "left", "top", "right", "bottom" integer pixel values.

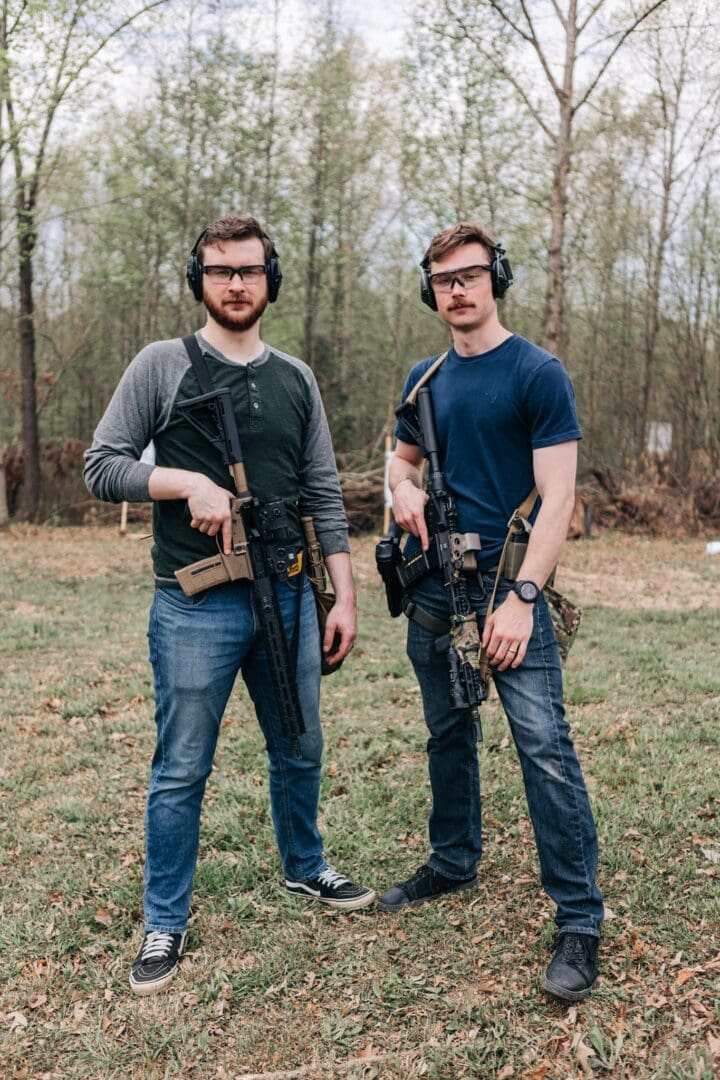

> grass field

[{"left": 1, "top": 526, "right": 719, "bottom": 1079}]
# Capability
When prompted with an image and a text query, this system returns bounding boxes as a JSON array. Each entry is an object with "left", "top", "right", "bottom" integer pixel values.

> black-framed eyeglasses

[
  {"left": 202, "top": 264, "right": 268, "bottom": 284},
  {"left": 429, "top": 263, "right": 492, "bottom": 292}
]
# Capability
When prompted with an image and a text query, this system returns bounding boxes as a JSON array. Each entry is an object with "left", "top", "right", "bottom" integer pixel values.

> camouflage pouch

[{"left": 543, "top": 584, "right": 582, "bottom": 664}]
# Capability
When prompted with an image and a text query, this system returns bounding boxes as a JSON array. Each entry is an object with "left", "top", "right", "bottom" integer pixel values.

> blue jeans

[
  {"left": 144, "top": 576, "right": 325, "bottom": 933},
  {"left": 406, "top": 572, "right": 604, "bottom": 937}
]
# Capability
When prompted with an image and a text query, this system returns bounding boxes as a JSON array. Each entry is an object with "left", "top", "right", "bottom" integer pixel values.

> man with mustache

[
  {"left": 84, "top": 215, "right": 375, "bottom": 995},
  {"left": 379, "top": 222, "right": 603, "bottom": 1002}
]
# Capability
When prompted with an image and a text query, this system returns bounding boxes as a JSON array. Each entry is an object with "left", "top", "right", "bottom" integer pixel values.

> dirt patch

[
  {"left": 351, "top": 531, "right": 720, "bottom": 612},
  {"left": 3, "top": 525, "right": 720, "bottom": 610},
  {"left": 0, "top": 524, "right": 153, "bottom": 580}
]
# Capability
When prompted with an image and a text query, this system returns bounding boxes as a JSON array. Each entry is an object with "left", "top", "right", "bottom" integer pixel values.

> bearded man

[{"left": 84, "top": 215, "right": 374, "bottom": 995}]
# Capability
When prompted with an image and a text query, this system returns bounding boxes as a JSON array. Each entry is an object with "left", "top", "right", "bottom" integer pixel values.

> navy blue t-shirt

[{"left": 394, "top": 335, "right": 582, "bottom": 569}]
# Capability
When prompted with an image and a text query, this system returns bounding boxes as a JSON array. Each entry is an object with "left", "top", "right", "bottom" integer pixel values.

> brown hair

[
  {"left": 425, "top": 221, "right": 497, "bottom": 267},
  {"left": 197, "top": 215, "right": 274, "bottom": 263}
]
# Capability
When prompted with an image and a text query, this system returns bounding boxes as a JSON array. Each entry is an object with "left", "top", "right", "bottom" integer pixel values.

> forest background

[{"left": 1, "top": 0, "right": 719, "bottom": 527}]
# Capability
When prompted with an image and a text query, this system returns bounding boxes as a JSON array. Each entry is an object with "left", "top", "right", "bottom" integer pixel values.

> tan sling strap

[{"left": 403, "top": 351, "right": 449, "bottom": 406}]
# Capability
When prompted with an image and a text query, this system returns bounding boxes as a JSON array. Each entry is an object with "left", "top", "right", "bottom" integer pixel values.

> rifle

[
  {"left": 377, "top": 385, "right": 487, "bottom": 741},
  {"left": 174, "top": 387, "right": 306, "bottom": 758}
]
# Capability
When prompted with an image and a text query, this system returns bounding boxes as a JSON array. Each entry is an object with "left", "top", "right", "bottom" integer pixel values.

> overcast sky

[{"left": 343, "top": 0, "right": 409, "bottom": 56}]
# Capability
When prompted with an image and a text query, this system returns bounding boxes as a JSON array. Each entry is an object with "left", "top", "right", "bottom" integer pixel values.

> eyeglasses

[
  {"left": 429, "top": 263, "right": 492, "bottom": 292},
  {"left": 202, "top": 264, "right": 267, "bottom": 284}
]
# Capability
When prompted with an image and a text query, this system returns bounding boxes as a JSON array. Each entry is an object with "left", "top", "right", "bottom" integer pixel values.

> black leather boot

[{"left": 542, "top": 932, "right": 599, "bottom": 1002}]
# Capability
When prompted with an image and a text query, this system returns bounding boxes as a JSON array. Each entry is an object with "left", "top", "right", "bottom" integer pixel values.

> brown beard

[{"left": 203, "top": 289, "right": 268, "bottom": 332}]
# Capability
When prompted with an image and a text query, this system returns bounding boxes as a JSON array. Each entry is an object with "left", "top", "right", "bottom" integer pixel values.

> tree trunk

[
  {"left": 18, "top": 219, "right": 41, "bottom": 521},
  {"left": 0, "top": 461, "right": 8, "bottom": 527},
  {"left": 543, "top": 105, "right": 571, "bottom": 357},
  {"left": 303, "top": 126, "right": 327, "bottom": 371},
  {"left": 543, "top": 3, "right": 576, "bottom": 358},
  {"left": 638, "top": 164, "right": 672, "bottom": 458}
]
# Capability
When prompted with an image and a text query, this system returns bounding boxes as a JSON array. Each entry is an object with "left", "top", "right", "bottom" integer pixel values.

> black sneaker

[
  {"left": 129, "top": 929, "right": 187, "bottom": 995},
  {"left": 542, "top": 932, "right": 599, "bottom": 1002},
  {"left": 285, "top": 865, "right": 376, "bottom": 910},
  {"left": 377, "top": 863, "right": 478, "bottom": 912}
]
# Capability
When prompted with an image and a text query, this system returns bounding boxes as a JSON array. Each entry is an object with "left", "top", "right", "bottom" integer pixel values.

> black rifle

[
  {"left": 377, "top": 385, "right": 487, "bottom": 741},
  {"left": 176, "top": 389, "right": 306, "bottom": 758}
]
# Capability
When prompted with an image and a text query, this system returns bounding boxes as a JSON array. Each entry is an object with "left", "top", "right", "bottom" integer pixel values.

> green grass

[{"left": 0, "top": 526, "right": 718, "bottom": 1078}]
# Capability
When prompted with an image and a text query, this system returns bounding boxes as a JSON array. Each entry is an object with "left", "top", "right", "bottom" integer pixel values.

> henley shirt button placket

[{"left": 247, "top": 370, "right": 262, "bottom": 418}]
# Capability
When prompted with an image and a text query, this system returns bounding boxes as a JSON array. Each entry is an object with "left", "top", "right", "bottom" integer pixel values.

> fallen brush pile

[{"left": 2, "top": 442, "right": 718, "bottom": 537}]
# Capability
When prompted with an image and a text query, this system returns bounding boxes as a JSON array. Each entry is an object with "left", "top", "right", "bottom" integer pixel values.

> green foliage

[{"left": 2, "top": 0, "right": 720, "bottom": 505}]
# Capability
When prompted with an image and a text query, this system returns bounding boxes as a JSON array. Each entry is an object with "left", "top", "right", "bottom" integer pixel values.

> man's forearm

[
  {"left": 148, "top": 467, "right": 212, "bottom": 501},
  {"left": 389, "top": 457, "right": 423, "bottom": 493},
  {"left": 324, "top": 551, "right": 356, "bottom": 607},
  {"left": 517, "top": 492, "right": 576, "bottom": 587}
]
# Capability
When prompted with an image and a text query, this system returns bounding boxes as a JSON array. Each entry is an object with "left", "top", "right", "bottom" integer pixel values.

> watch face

[{"left": 518, "top": 581, "right": 539, "bottom": 602}]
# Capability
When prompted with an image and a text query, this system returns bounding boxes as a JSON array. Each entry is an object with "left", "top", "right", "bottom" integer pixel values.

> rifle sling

[
  {"left": 182, "top": 334, "right": 215, "bottom": 395},
  {"left": 404, "top": 350, "right": 449, "bottom": 405}
]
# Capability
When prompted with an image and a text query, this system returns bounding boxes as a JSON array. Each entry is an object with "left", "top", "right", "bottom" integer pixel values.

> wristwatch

[{"left": 512, "top": 580, "right": 541, "bottom": 603}]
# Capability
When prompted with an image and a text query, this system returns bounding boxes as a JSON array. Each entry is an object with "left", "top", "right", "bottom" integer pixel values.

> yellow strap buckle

[{"left": 287, "top": 551, "right": 304, "bottom": 577}]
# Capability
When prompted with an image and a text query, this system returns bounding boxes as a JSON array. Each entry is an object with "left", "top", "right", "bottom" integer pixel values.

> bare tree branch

[
  {"left": 549, "top": 0, "right": 568, "bottom": 31},
  {"left": 437, "top": 7, "right": 556, "bottom": 138},
  {"left": 491, "top": 0, "right": 561, "bottom": 97},
  {"left": 574, "top": 0, "right": 670, "bottom": 113},
  {"left": 577, "top": 0, "right": 610, "bottom": 36}
]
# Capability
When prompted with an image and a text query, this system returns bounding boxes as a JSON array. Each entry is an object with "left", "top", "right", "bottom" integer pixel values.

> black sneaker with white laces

[
  {"left": 377, "top": 863, "right": 478, "bottom": 912},
  {"left": 285, "top": 865, "right": 376, "bottom": 910},
  {"left": 542, "top": 932, "right": 599, "bottom": 1002},
  {"left": 129, "top": 929, "right": 188, "bottom": 995}
]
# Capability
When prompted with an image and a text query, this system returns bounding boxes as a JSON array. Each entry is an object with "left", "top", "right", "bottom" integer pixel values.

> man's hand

[
  {"left": 392, "top": 479, "right": 430, "bottom": 551},
  {"left": 389, "top": 441, "right": 428, "bottom": 549},
  {"left": 322, "top": 598, "right": 357, "bottom": 665},
  {"left": 148, "top": 466, "right": 235, "bottom": 553},
  {"left": 482, "top": 592, "right": 534, "bottom": 670},
  {"left": 322, "top": 551, "right": 357, "bottom": 664},
  {"left": 186, "top": 475, "right": 234, "bottom": 554}
]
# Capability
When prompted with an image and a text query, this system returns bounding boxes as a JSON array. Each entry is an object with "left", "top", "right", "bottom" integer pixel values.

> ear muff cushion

[
  {"left": 186, "top": 253, "right": 204, "bottom": 301},
  {"left": 267, "top": 251, "right": 282, "bottom": 303},
  {"left": 186, "top": 227, "right": 208, "bottom": 302},
  {"left": 420, "top": 265, "right": 437, "bottom": 310},
  {"left": 491, "top": 252, "right": 513, "bottom": 299}
]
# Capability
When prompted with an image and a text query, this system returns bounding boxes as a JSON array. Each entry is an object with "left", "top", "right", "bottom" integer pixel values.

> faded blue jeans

[
  {"left": 144, "top": 575, "right": 325, "bottom": 933},
  {"left": 406, "top": 571, "right": 604, "bottom": 937}
]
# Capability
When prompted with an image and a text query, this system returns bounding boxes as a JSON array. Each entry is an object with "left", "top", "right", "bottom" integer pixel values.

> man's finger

[
  {"left": 221, "top": 516, "right": 232, "bottom": 555},
  {"left": 418, "top": 513, "right": 430, "bottom": 551}
]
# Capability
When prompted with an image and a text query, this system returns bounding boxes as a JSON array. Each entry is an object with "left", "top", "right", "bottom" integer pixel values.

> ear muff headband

[
  {"left": 186, "top": 225, "right": 283, "bottom": 303},
  {"left": 420, "top": 242, "right": 513, "bottom": 309}
]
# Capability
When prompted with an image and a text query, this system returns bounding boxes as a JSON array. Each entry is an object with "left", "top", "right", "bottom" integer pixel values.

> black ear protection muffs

[
  {"left": 186, "top": 223, "right": 283, "bottom": 303},
  {"left": 420, "top": 242, "right": 513, "bottom": 310}
]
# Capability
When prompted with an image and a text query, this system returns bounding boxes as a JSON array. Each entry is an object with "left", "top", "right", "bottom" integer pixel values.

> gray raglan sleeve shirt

[
  {"left": 83, "top": 336, "right": 350, "bottom": 557},
  {"left": 83, "top": 340, "right": 186, "bottom": 503}
]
